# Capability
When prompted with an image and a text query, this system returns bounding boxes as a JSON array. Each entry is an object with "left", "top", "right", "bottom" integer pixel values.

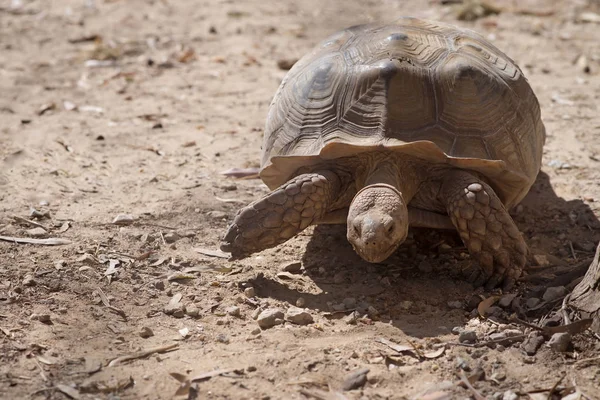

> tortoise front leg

[
  {"left": 440, "top": 170, "right": 528, "bottom": 290},
  {"left": 220, "top": 170, "right": 341, "bottom": 257}
]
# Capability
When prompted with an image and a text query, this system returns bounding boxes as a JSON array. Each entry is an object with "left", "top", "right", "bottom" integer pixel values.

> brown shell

[{"left": 260, "top": 17, "right": 545, "bottom": 208}]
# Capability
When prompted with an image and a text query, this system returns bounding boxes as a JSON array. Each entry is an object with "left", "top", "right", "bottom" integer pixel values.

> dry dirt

[{"left": 1, "top": 0, "right": 600, "bottom": 399}]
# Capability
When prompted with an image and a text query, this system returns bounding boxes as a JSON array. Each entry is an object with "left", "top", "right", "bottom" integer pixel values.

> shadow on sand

[{"left": 248, "top": 171, "right": 600, "bottom": 337}]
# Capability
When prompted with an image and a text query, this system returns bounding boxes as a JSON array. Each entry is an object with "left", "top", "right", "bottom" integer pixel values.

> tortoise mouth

[{"left": 351, "top": 241, "right": 402, "bottom": 264}]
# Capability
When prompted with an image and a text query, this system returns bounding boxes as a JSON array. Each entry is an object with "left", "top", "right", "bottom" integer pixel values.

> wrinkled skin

[{"left": 346, "top": 184, "right": 409, "bottom": 263}]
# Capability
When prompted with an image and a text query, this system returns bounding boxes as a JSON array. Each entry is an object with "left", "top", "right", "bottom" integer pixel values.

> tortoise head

[{"left": 347, "top": 183, "right": 408, "bottom": 263}]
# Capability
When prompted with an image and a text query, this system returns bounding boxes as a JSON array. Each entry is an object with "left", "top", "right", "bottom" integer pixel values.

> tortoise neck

[{"left": 363, "top": 158, "right": 420, "bottom": 203}]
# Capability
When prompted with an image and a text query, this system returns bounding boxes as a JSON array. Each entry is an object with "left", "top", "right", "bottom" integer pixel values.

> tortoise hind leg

[
  {"left": 440, "top": 170, "right": 528, "bottom": 290},
  {"left": 220, "top": 170, "right": 341, "bottom": 257}
]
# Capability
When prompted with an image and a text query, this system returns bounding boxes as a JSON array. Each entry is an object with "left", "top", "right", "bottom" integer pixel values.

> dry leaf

[
  {"left": 424, "top": 346, "right": 446, "bottom": 359},
  {"left": 0, "top": 236, "right": 72, "bottom": 246},
  {"left": 543, "top": 319, "right": 592, "bottom": 335},
  {"left": 220, "top": 167, "right": 261, "bottom": 178},
  {"left": 192, "top": 247, "right": 230, "bottom": 258},
  {"left": 376, "top": 337, "right": 417, "bottom": 355},
  {"left": 55, "top": 384, "right": 81, "bottom": 400},
  {"left": 477, "top": 295, "right": 500, "bottom": 318}
]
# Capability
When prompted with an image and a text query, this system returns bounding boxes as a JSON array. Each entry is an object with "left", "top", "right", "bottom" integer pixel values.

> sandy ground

[{"left": 1, "top": 0, "right": 600, "bottom": 399}]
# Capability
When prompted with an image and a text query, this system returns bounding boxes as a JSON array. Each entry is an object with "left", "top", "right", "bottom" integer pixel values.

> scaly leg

[
  {"left": 441, "top": 170, "right": 528, "bottom": 290},
  {"left": 220, "top": 170, "right": 341, "bottom": 257}
]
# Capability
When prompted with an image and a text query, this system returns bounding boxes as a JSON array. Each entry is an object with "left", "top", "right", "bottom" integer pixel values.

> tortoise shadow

[{"left": 249, "top": 170, "right": 600, "bottom": 338}]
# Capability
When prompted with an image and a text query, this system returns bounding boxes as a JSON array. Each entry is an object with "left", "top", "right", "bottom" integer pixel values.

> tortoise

[{"left": 220, "top": 17, "right": 545, "bottom": 289}]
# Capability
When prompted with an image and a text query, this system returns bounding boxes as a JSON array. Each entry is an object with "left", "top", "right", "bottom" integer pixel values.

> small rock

[
  {"left": 256, "top": 308, "right": 284, "bottom": 329},
  {"left": 341, "top": 368, "right": 369, "bottom": 391},
  {"left": 163, "top": 232, "right": 180, "bottom": 244},
  {"left": 398, "top": 301, "right": 413, "bottom": 310},
  {"left": 525, "top": 297, "right": 541, "bottom": 309},
  {"left": 23, "top": 275, "right": 36, "bottom": 286},
  {"left": 207, "top": 210, "right": 227, "bottom": 219},
  {"left": 30, "top": 314, "right": 51, "bottom": 323},
  {"left": 486, "top": 306, "right": 503, "bottom": 317},
  {"left": 185, "top": 303, "right": 200, "bottom": 317},
  {"left": 154, "top": 280, "right": 166, "bottom": 291},
  {"left": 547, "top": 332, "right": 571, "bottom": 352},
  {"left": 216, "top": 334, "right": 229, "bottom": 344},
  {"left": 285, "top": 307, "right": 313, "bottom": 325},
  {"left": 542, "top": 286, "right": 568, "bottom": 302},
  {"left": 26, "top": 227, "right": 47, "bottom": 237},
  {"left": 247, "top": 365, "right": 257, "bottom": 372},
  {"left": 343, "top": 297, "right": 357, "bottom": 309},
  {"left": 296, "top": 297, "right": 306, "bottom": 307},
  {"left": 418, "top": 260, "right": 433, "bottom": 273},
  {"left": 521, "top": 332, "right": 545, "bottom": 355},
  {"left": 77, "top": 254, "right": 97, "bottom": 265},
  {"left": 447, "top": 300, "right": 463, "bottom": 310},
  {"left": 455, "top": 357, "right": 470, "bottom": 371},
  {"left": 438, "top": 243, "right": 452, "bottom": 253},
  {"left": 367, "top": 306, "right": 379, "bottom": 318},
  {"left": 345, "top": 311, "right": 359, "bottom": 325},
  {"left": 451, "top": 326, "right": 462, "bottom": 335},
  {"left": 244, "top": 287, "right": 256, "bottom": 298},
  {"left": 139, "top": 327, "right": 154, "bottom": 338},
  {"left": 112, "top": 214, "right": 135, "bottom": 225},
  {"left": 498, "top": 294, "right": 517, "bottom": 308},
  {"left": 281, "top": 261, "right": 302, "bottom": 273},
  {"left": 250, "top": 327, "right": 261, "bottom": 335},
  {"left": 251, "top": 308, "right": 262, "bottom": 320},
  {"left": 458, "top": 330, "right": 477, "bottom": 344},
  {"left": 226, "top": 306, "right": 241, "bottom": 318},
  {"left": 503, "top": 390, "right": 518, "bottom": 400},
  {"left": 164, "top": 294, "right": 186, "bottom": 318}
]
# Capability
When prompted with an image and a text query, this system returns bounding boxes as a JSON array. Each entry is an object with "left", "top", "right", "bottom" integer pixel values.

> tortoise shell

[{"left": 260, "top": 17, "right": 545, "bottom": 208}]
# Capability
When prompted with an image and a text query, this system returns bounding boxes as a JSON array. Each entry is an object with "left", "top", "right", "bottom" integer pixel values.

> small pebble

[
  {"left": 451, "top": 326, "right": 462, "bottom": 335},
  {"left": 112, "top": 214, "right": 135, "bottom": 225},
  {"left": 447, "top": 300, "right": 463, "bottom": 310},
  {"left": 164, "top": 303, "right": 186, "bottom": 318},
  {"left": 226, "top": 306, "right": 241, "bottom": 318},
  {"left": 207, "top": 211, "right": 227, "bottom": 219},
  {"left": 26, "top": 227, "right": 47, "bottom": 237},
  {"left": 367, "top": 306, "right": 379, "bottom": 318},
  {"left": 525, "top": 297, "right": 541, "bottom": 309},
  {"left": 251, "top": 308, "right": 262, "bottom": 320},
  {"left": 250, "top": 328, "right": 261, "bottom": 335},
  {"left": 498, "top": 294, "right": 517, "bottom": 308},
  {"left": 244, "top": 287, "right": 256, "bottom": 298},
  {"left": 548, "top": 332, "right": 571, "bottom": 352},
  {"left": 256, "top": 308, "right": 284, "bottom": 329},
  {"left": 139, "top": 327, "right": 154, "bottom": 338},
  {"left": 185, "top": 304, "right": 200, "bottom": 317},
  {"left": 343, "top": 297, "right": 357, "bottom": 309},
  {"left": 521, "top": 332, "right": 545, "bottom": 355},
  {"left": 30, "top": 314, "right": 51, "bottom": 323},
  {"left": 341, "top": 368, "right": 369, "bottom": 391},
  {"left": 455, "top": 357, "right": 470, "bottom": 371},
  {"left": 285, "top": 307, "right": 313, "bottom": 325},
  {"left": 458, "top": 330, "right": 477, "bottom": 344},
  {"left": 163, "top": 232, "right": 180, "bottom": 244},
  {"left": 503, "top": 390, "right": 518, "bottom": 400},
  {"left": 542, "top": 286, "right": 568, "bottom": 302},
  {"left": 23, "top": 275, "right": 36, "bottom": 287},
  {"left": 216, "top": 333, "right": 230, "bottom": 344},
  {"left": 295, "top": 297, "right": 306, "bottom": 307},
  {"left": 281, "top": 261, "right": 302, "bottom": 273}
]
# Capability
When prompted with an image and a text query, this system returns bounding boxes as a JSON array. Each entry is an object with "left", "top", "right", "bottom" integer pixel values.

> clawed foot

[{"left": 220, "top": 171, "right": 339, "bottom": 257}]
